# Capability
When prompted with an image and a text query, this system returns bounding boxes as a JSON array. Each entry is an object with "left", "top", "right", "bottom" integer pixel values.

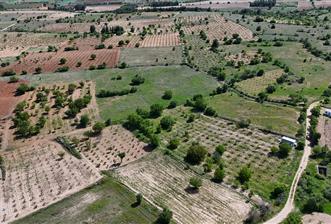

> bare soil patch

[
  {"left": 115, "top": 152, "right": 251, "bottom": 224},
  {"left": 303, "top": 212, "right": 331, "bottom": 224},
  {"left": 317, "top": 108, "right": 331, "bottom": 149},
  {"left": 85, "top": 5, "right": 122, "bottom": 12},
  {"left": 0, "top": 48, "right": 120, "bottom": 75},
  {"left": 69, "top": 125, "right": 150, "bottom": 170},
  {"left": 0, "top": 81, "right": 27, "bottom": 119},
  {"left": 0, "top": 140, "right": 101, "bottom": 224},
  {"left": 181, "top": 14, "right": 254, "bottom": 41}
]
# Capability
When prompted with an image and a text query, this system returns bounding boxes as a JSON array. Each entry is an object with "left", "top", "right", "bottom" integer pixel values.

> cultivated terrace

[{"left": 0, "top": 0, "right": 330, "bottom": 224}]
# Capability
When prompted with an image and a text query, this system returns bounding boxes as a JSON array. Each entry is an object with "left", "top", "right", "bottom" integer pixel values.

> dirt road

[{"left": 264, "top": 101, "right": 319, "bottom": 224}]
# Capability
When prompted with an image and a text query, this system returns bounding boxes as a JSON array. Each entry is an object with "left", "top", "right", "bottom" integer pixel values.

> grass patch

[
  {"left": 95, "top": 66, "right": 218, "bottom": 122},
  {"left": 12, "top": 176, "right": 159, "bottom": 224},
  {"left": 18, "top": 65, "right": 218, "bottom": 122},
  {"left": 120, "top": 47, "right": 183, "bottom": 67},
  {"left": 207, "top": 92, "right": 300, "bottom": 136}
]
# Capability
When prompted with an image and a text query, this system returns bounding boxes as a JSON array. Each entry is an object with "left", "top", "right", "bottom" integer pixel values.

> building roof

[{"left": 281, "top": 136, "right": 297, "bottom": 143}]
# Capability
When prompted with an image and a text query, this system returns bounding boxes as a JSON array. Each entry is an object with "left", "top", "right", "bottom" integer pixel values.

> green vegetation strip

[{"left": 12, "top": 176, "right": 159, "bottom": 224}]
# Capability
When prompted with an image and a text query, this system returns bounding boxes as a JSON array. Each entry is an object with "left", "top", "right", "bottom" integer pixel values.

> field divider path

[
  {"left": 264, "top": 101, "right": 319, "bottom": 224},
  {"left": 0, "top": 23, "right": 15, "bottom": 32}
]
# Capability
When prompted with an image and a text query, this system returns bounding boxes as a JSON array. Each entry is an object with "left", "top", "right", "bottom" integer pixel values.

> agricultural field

[
  {"left": 95, "top": 66, "right": 218, "bottom": 121},
  {"left": 68, "top": 125, "right": 151, "bottom": 170},
  {"left": 158, "top": 107, "right": 301, "bottom": 203},
  {"left": 12, "top": 175, "right": 159, "bottom": 224},
  {"left": 120, "top": 46, "right": 182, "bottom": 66},
  {"left": 6, "top": 81, "right": 99, "bottom": 146},
  {"left": 1, "top": 3, "right": 331, "bottom": 224},
  {"left": 180, "top": 14, "right": 254, "bottom": 41},
  {"left": 207, "top": 93, "right": 300, "bottom": 136},
  {"left": 115, "top": 151, "right": 252, "bottom": 224},
  {"left": 0, "top": 140, "right": 101, "bottom": 224},
  {"left": 0, "top": 80, "right": 27, "bottom": 118},
  {"left": 0, "top": 48, "right": 120, "bottom": 75},
  {"left": 236, "top": 69, "right": 284, "bottom": 96}
]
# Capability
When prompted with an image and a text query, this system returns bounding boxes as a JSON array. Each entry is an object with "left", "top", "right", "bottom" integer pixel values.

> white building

[
  {"left": 324, "top": 109, "right": 331, "bottom": 118},
  {"left": 281, "top": 136, "right": 297, "bottom": 147}
]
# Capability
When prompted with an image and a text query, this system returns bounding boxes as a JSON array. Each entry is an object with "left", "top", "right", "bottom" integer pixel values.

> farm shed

[
  {"left": 281, "top": 136, "right": 297, "bottom": 147},
  {"left": 324, "top": 109, "right": 331, "bottom": 118}
]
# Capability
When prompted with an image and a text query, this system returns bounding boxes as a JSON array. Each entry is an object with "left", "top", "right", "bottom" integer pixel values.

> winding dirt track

[{"left": 264, "top": 101, "right": 319, "bottom": 224}]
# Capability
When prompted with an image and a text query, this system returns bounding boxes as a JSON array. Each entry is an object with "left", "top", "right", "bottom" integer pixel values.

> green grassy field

[
  {"left": 220, "top": 41, "right": 331, "bottom": 102},
  {"left": 12, "top": 176, "right": 159, "bottom": 224},
  {"left": 97, "top": 65, "right": 218, "bottom": 121},
  {"left": 21, "top": 65, "right": 218, "bottom": 122},
  {"left": 207, "top": 92, "right": 300, "bottom": 136},
  {"left": 296, "top": 160, "right": 331, "bottom": 215},
  {"left": 262, "top": 42, "right": 331, "bottom": 102},
  {"left": 120, "top": 47, "right": 183, "bottom": 67}
]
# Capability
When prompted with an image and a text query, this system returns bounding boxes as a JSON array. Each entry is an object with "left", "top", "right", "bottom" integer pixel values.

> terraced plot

[
  {"left": 161, "top": 108, "right": 301, "bottom": 200},
  {"left": 70, "top": 125, "right": 150, "bottom": 171},
  {"left": 0, "top": 140, "right": 101, "bottom": 224},
  {"left": 236, "top": 69, "right": 284, "bottom": 96},
  {"left": 115, "top": 151, "right": 251, "bottom": 224}
]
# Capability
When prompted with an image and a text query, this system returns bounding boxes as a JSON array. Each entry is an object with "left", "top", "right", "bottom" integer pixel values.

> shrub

[
  {"left": 270, "top": 184, "right": 286, "bottom": 199},
  {"left": 278, "top": 143, "right": 291, "bottom": 158},
  {"left": 56, "top": 66, "right": 69, "bottom": 73},
  {"left": 168, "top": 138, "right": 179, "bottom": 150},
  {"left": 208, "top": 67, "right": 226, "bottom": 81},
  {"left": 16, "top": 83, "right": 33, "bottom": 95},
  {"left": 92, "top": 122, "right": 105, "bottom": 135},
  {"left": 213, "top": 167, "right": 225, "bottom": 183},
  {"left": 149, "top": 104, "right": 163, "bottom": 118},
  {"left": 160, "top": 116, "right": 175, "bottom": 131},
  {"left": 167, "top": 101, "right": 177, "bottom": 109},
  {"left": 187, "top": 114, "right": 195, "bottom": 123},
  {"left": 79, "top": 114, "right": 90, "bottom": 128},
  {"left": 2, "top": 70, "right": 16, "bottom": 76},
  {"left": 119, "top": 62, "right": 127, "bottom": 69},
  {"left": 204, "top": 107, "right": 216, "bottom": 116},
  {"left": 236, "top": 119, "right": 251, "bottom": 128},
  {"left": 296, "top": 140, "right": 305, "bottom": 150},
  {"left": 193, "top": 95, "right": 207, "bottom": 112},
  {"left": 238, "top": 166, "right": 252, "bottom": 184},
  {"left": 131, "top": 74, "right": 145, "bottom": 86},
  {"left": 266, "top": 85, "right": 276, "bottom": 93},
  {"left": 282, "top": 212, "right": 302, "bottom": 224},
  {"left": 156, "top": 208, "right": 172, "bottom": 224},
  {"left": 95, "top": 43, "right": 105, "bottom": 49},
  {"left": 59, "top": 58, "right": 67, "bottom": 65},
  {"left": 162, "top": 90, "right": 173, "bottom": 100},
  {"left": 90, "top": 54, "right": 96, "bottom": 60},
  {"left": 136, "top": 193, "right": 143, "bottom": 205},
  {"left": 189, "top": 177, "right": 202, "bottom": 189},
  {"left": 9, "top": 76, "right": 19, "bottom": 83},
  {"left": 215, "top": 145, "right": 225, "bottom": 156},
  {"left": 149, "top": 134, "right": 160, "bottom": 148},
  {"left": 256, "top": 69, "right": 265, "bottom": 76},
  {"left": 185, "top": 143, "right": 207, "bottom": 165},
  {"left": 303, "top": 196, "right": 325, "bottom": 213},
  {"left": 35, "top": 67, "right": 42, "bottom": 74},
  {"left": 97, "top": 63, "right": 106, "bottom": 70}
]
